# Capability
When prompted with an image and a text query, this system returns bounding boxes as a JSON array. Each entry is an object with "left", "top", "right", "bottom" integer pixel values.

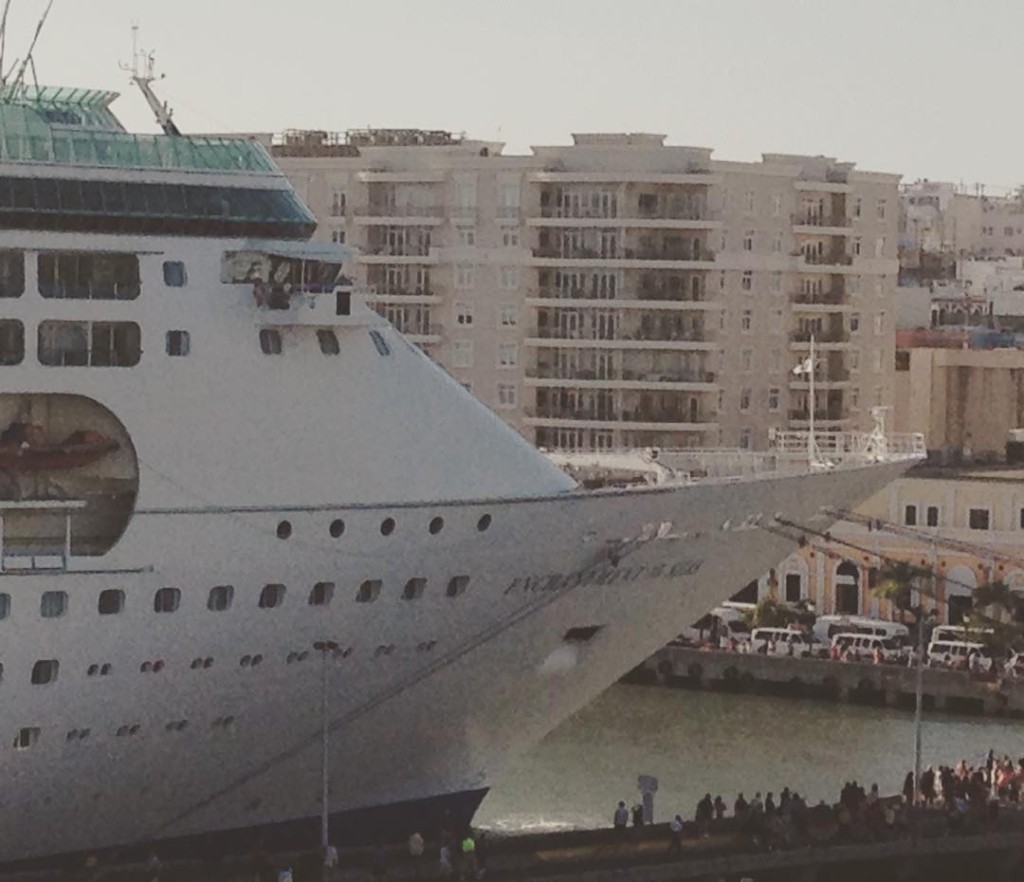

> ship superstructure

[{"left": 0, "top": 75, "right": 926, "bottom": 864}]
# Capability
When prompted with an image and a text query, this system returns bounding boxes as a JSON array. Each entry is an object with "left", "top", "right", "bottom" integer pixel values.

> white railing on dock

[{"left": 0, "top": 500, "right": 88, "bottom": 572}]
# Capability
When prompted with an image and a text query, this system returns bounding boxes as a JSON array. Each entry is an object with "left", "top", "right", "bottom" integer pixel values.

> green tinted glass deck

[{"left": 0, "top": 85, "right": 276, "bottom": 174}]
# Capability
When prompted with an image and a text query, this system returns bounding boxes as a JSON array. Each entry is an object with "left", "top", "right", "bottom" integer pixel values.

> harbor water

[{"left": 476, "top": 683, "right": 1024, "bottom": 833}]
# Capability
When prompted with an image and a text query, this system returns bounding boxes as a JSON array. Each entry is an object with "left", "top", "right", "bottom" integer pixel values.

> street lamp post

[
  {"left": 912, "top": 606, "right": 935, "bottom": 802},
  {"left": 314, "top": 640, "right": 339, "bottom": 860}
]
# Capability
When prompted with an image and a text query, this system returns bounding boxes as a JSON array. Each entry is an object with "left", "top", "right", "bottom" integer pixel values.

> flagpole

[{"left": 808, "top": 334, "right": 816, "bottom": 466}]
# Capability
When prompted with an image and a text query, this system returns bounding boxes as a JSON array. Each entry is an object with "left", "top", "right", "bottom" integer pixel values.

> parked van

[
  {"left": 931, "top": 625, "right": 994, "bottom": 645},
  {"left": 749, "top": 627, "right": 817, "bottom": 657},
  {"left": 813, "top": 615, "right": 909, "bottom": 645},
  {"left": 830, "top": 632, "right": 902, "bottom": 662},
  {"left": 926, "top": 640, "right": 995, "bottom": 672},
  {"left": 675, "top": 604, "right": 752, "bottom": 646}
]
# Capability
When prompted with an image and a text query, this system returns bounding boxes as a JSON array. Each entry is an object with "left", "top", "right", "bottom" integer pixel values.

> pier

[
  {"left": 8, "top": 811, "right": 1024, "bottom": 882},
  {"left": 631, "top": 645, "right": 1024, "bottom": 717}
]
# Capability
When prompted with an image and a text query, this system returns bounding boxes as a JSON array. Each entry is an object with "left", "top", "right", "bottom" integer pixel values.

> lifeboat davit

[{"left": 0, "top": 422, "right": 119, "bottom": 472}]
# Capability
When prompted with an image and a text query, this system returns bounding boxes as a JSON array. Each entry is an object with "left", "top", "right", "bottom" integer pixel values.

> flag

[{"left": 792, "top": 356, "right": 814, "bottom": 376}]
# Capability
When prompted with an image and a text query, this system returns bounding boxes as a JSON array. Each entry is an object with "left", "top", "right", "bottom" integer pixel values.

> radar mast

[{"left": 120, "top": 24, "right": 180, "bottom": 137}]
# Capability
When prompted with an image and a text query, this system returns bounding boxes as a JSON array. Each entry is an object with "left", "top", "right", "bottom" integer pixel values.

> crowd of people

[{"left": 614, "top": 748, "right": 1024, "bottom": 854}]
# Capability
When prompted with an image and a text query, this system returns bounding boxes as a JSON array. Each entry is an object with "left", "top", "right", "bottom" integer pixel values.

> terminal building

[{"left": 258, "top": 129, "right": 900, "bottom": 452}]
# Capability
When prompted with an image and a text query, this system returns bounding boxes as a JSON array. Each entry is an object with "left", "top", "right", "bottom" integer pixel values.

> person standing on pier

[
  {"left": 668, "top": 815, "right": 684, "bottom": 854},
  {"left": 613, "top": 800, "right": 629, "bottom": 833}
]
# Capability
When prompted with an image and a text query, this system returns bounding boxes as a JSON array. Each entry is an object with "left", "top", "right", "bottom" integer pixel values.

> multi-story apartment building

[{"left": 267, "top": 129, "right": 899, "bottom": 451}]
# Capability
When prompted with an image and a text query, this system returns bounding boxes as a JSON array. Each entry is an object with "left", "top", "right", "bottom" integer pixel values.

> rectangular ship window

[
  {"left": 38, "top": 321, "right": 141, "bottom": 367},
  {"left": 0, "top": 320, "right": 23, "bottom": 365},
  {"left": 38, "top": 252, "right": 140, "bottom": 300},
  {"left": 0, "top": 250, "right": 24, "bottom": 298}
]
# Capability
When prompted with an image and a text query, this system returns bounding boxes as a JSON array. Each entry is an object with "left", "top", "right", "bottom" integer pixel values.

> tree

[
  {"left": 748, "top": 598, "right": 815, "bottom": 630},
  {"left": 873, "top": 561, "right": 931, "bottom": 618},
  {"left": 968, "top": 580, "right": 1024, "bottom": 653}
]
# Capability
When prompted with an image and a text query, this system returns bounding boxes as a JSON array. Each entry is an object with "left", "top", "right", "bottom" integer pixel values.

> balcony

[
  {"left": 788, "top": 405, "right": 849, "bottom": 422},
  {"left": 790, "top": 287, "right": 848, "bottom": 308},
  {"left": 789, "top": 368, "right": 851, "bottom": 388},
  {"left": 528, "top": 325, "right": 707, "bottom": 343},
  {"left": 798, "top": 250, "right": 853, "bottom": 267},
  {"left": 526, "top": 366, "right": 716, "bottom": 390},
  {"left": 359, "top": 247, "right": 438, "bottom": 265},
  {"left": 524, "top": 406, "right": 717, "bottom": 430},
  {"left": 353, "top": 205, "right": 443, "bottom": 224},
  {"left": 531, "top": 246, "right": 715, "bottom": 264},
  {"left": 790, "top": 328, "right": 850, "bottom": 345}
]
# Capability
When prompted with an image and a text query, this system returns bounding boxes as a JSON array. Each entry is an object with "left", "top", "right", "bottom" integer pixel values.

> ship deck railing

[{"left": 0, "top": 499, "right": 87, "bottom": 573}]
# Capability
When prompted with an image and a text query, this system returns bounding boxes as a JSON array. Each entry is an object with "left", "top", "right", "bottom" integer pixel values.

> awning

[{"left": 242, "top": 240, "right": 355, "bottom": 262}]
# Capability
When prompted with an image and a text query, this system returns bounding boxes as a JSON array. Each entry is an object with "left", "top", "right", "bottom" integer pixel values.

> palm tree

[{"left": 873, "top": 561, "right": 931, "bottom": 618}]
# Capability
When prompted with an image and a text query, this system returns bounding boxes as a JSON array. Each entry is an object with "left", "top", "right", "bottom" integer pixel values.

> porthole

[
  {"left": 87, "top": 664, "right": 99, "bottom": 677},
  {"left": 100, "top": 663, "right": 112, "bottom": 676},
  {"left": 276, "top": 520, "right": 292, "bottom": 540},
  {"left": 329, "top": 519, "right": 345, "bottom": 538},
  {"left": 190, "top": 658, "right": 202, "bottom": 670},
  {"left": 203, "top": 657, "right": 214, "bottom": 669},
  {"left": 477, "top": 514, "right": 492, "bottom": 532},
  {"left": 380, "top": 517, "right": 396, "bottom": 537},
  {"left": 258, "top": 583, "right": 286, "bottom": 609},
  {"left": 429, "top": 516, "right": 444, "bottom": 535},
  {"left": 252, "top": 654, "right": 263, "bottom": 666},
  {"left": 140, "top": 661, "right": 152, "bottom": 673},
  {"left": 240, "top": 655, "right": 252, "bottom": 667},
  {"left": 153, "top": 660, "right": 165, "bottom": 673}
]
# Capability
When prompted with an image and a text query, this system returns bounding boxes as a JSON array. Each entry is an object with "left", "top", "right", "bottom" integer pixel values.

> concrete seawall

[{"left": 631, "top": 645, "right": 1024, "bottom": 717}]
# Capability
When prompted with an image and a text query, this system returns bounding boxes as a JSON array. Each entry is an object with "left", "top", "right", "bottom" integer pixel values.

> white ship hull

[{"left": 0, "top": 457, "right": 910, "bottom": 863}]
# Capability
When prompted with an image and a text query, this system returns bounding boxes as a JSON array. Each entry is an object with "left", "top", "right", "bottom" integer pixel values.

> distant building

[
  {"left": 265, "top": 129, "right": 900, "bottom": 450},
  {"left": 748, "top": 466, "right": 1024, "bottom": 625}
]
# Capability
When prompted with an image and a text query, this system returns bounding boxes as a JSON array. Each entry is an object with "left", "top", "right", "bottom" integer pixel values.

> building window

[
  {"left": 873, "top": 350, "right": 883, "bottom": 373},
  {"left": 501, "top": 227, "right": 520, "bottom": 248},
  {"left": 455, "top": 264, "right": 475, "bottom": 290},
  {"left": 784, "top": 573, "right": 802, "bottom": 603},
  {"left": 0, "top": 250, "right": 24, "bottom": 297},
  {"left": 927, "top": 506, "right": 940, "bottom": 527},
  {"left": 742, "top": 231, "right": 755, "bottom": 252},
  {"left": 876, "top": 199, "right": 887, "bottom": 220},
  {"left": 0, "top": 319, "right": 23, "bottom": 365},
  {"left": 741, "top": 349, "right": 753, "bottom": 372},
  {"left": 166, "top": 330, "right": 190, "bottom": 356},
  {"left": 853, "top": 197, "right": 862, "bottom": 218},
  {"left": 741, "top": 271, "right": 753, "bottom": 291},
  {"left": 903, "top": 504, "right": 917, "bottom": 526},
  {"left": 39, "top": 321, "right": 141, "bottom": 367},
  {"left": 452, "top": 341, "right": 473, "bottom": 368},
  {"left": 163, "top": 261, "right": 187, "bottom": 287},
  {"left": 31, "top": 660, "right": 58, "bottom": 685},
  {"left": 317, "top": 329, "right": 340, "bottom": 355},
  {"left": 744, "top": 191, "right": 755, "bottom": 213},
  {"left": 500, "top": 304, "right": 518, "bottom": 327},
  {"left": 741, "top": 310, "right": 752, "bottom": 332},
  {"left": 498, "top": 343, "right": 518, "bottom": 368},
  {"left": 455, "top": 302, "right": 474, "bottom": 326},
  {"left": 331, "top": 229, "right": 345, "bottom": 244},
  {"left": 330, "top": 189, "right": 346, "bottom": 217},
  {"left": 895, "top": 351, "right": 910, "bottom": 371},
  {"left": 38, "top": 252, "right": 140, "bottom": 300},
  {"left": 455, "top": 226, "right": 475, "bottom": 246},
  {"left": 446, "top": 575, "right": 470, "bottom": 598},
  {"left": 739, "top": 428, "right": 751, "bottom": 450},
  {"left": 739, "top": 388, "right": 751, "bottom": 411},
  {"left": 309, "top": 582, "right": 335, "bottom": 606},
  {"left": 772, "top": 194, "right": 782, "bottom": 217},
  {"left": 850, "top": 313, "right": 860, "bottom": 333},
  {"left": 356, "top": 579, "right": 382, "bottom": 603},
  {"left": 500, "top": 266, "right": 519, "bottom": 290},
  {"left": 154, "top": 587, "right": 181, "bottom": 613},
  {"left": 207, "top": 585, "right": 234, "bottom": 612},
  {"left": 849, "top": 350, "right": 860, "bottom": 372},
  {"left": 402, "top": 578, "right": 426, "bottom": 601},
  {"left": 98, "top": 589, "right": 124, "bottom": 616},
  {"left": 259, "top": 328, "right": 283, "bottom": 355},
  {"left": 767, "top": 388, "right": 779, "bottom": 411},
  {"left": 874, "top": 312, "right": 885, "bottom": 335},
  {"left": 258, "top": 584, "right": 286, "bottom": 609},
  {"left": 849, "top": 387, "right": 860, "bottom": 409},
  {"left": 497, "top": 383, "right": 517, "bottom": 408},
  {"left": 771, "top": 233, "right": 783, "bottom": 254},
  {"left": 0, "top": 593, "right": 10, "bottom": 620},
  {"left": 40, "top": 591, "right": 67, "bottom": 619},
  {"left": 968, "top": 508, "right": 990, "bottom": 530}
]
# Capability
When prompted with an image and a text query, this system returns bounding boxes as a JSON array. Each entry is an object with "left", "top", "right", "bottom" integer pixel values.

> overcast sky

[{"left": 7, "top": 0, "right": 1019, "bottom": 189}]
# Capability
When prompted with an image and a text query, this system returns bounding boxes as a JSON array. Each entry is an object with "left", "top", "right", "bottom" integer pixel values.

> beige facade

[
  {"left": 892, "top": 346, "right": 1024, "bottom": 460},
  {"left": 269, "top": 130, "right": 900, "bottom": 450},
  {"left": 901, "top": 181, "right": 1024, "bottom": 258},
  {"left": 749, "top": 468, "right": 1024, "bottom": 626}
]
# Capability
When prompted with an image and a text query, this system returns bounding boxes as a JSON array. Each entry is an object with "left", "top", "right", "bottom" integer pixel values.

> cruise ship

[{"left": 0, "top": 58, "right": 925, "bottom": 863}]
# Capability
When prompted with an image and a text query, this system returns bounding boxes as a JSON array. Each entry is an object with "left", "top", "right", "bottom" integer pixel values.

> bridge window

[
  {"left": 98, "top": 589, "right": 125, "bottom": 616},
  {"left": 163, "top": 261, "right": 187, "bottom": 287},
  {"left": 259, "top": 329, "right": 282, "bottom": 355},
  {"left": 38, "top": 252, "right": 140, "bottom": 300},
  {"left": 309, "top": 582, "right": 335, "bottom": 606},
  {"left": 38, "top": 321, "right": 141, "bottom": 367},
  {"left": 207, "top": 585, "right": 234, "bottom": 612},
  {"left": 153, "top": 587, "right": 181, "bottom": 613},
  {"left": 0, "top": 593, "right": 10, "bottom": 620},
  {"left": 0, "top": 251, "right": 23, "bottom": 297},
  {"left": 446, "top": 576, "right": 470, "bottom": 598},
  {"left": 258, "top": 583, "right": 286, "bottom": 609},
  {"left": 356, "top": 580, "right": 382, "bottom": 603},
  {"left": 0, "top": 319, "right": 23, "bottom": 365},
  {"left": 40, "top": 590, "right": 67, "bottom": 618},
  {"left": 30, "top": 660, "right": 59, "bottom": 685},
  {"left": 317, "top": 329, "right": 340, "bottom": 355},
  {"left": 166, "top": 330, "right": 190, "bottom": 356}
]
